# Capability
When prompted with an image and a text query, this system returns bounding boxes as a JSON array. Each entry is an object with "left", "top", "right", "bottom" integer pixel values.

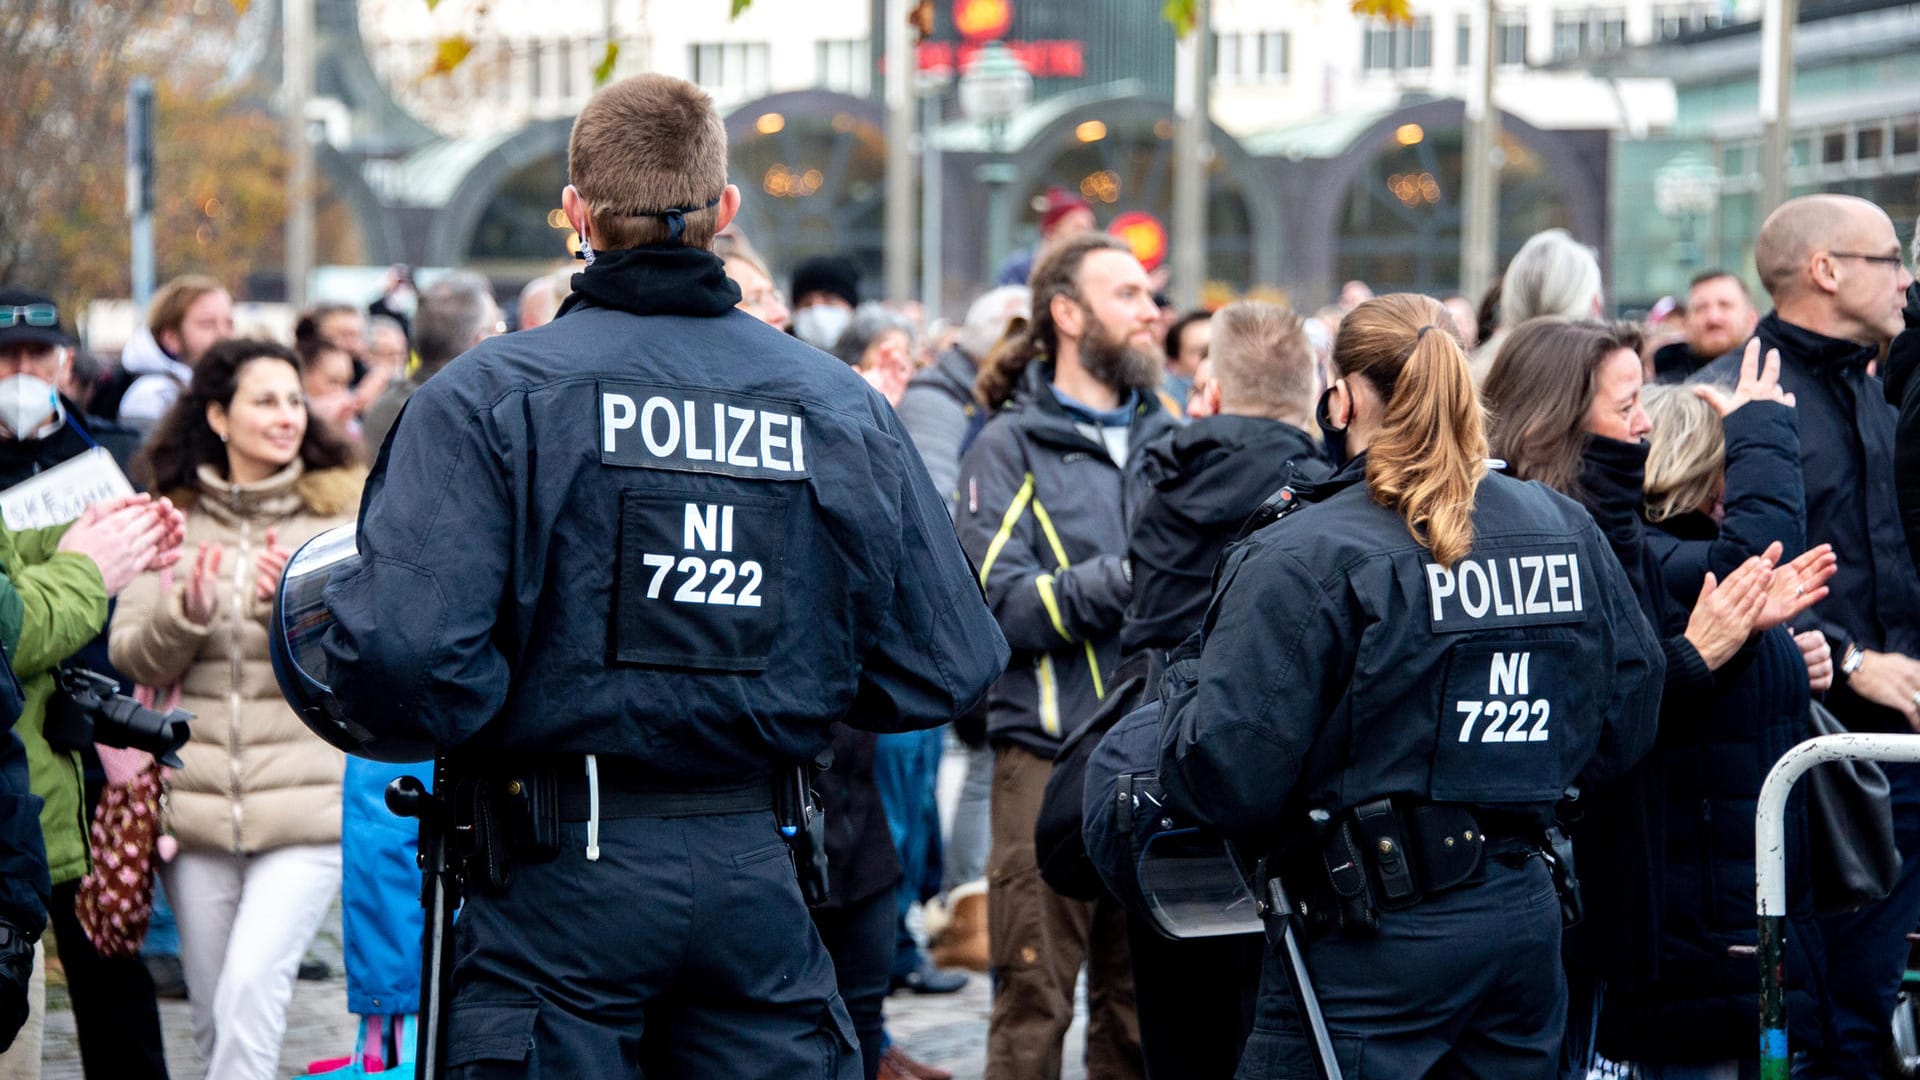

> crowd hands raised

[{"left": 1, "top": 161, "right": 1918, "bottom": 1080}]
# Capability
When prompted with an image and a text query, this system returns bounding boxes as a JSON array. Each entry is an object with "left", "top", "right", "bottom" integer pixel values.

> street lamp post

[{"left": 958, "top": 43, "right": 1032, "bottom": 286}]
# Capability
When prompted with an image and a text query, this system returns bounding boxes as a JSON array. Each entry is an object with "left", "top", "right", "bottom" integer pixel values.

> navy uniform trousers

[
  {"left": 1237, "top": 856, "right": 1565, "bottom": 1080},
  {"left": 444, "top": 812, "right": 860, "bottom": 1079}
]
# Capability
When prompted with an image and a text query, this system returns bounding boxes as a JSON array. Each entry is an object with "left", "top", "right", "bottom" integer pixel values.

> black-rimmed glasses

[
  {"left": 1829, "top": 251, "right": 1910, "bottom": 271},
  {"left": 0, "top": 305, "right": 57, "bottom": 329}
]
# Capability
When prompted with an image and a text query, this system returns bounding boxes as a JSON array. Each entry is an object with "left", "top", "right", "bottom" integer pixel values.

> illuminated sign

[
  {"left": 954, "top": 0, "right": 1013, "bottom": 41},
  {"left": 1110, "top": 210, "right": 1168, "bottom": 272},
  {"left": 917, "top": 40, "right": 1085, "bottom": 78}
]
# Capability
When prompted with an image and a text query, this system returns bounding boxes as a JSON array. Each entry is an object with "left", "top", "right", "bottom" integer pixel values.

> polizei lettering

[
  {"left": 1422, "top": 544, "right": 1592, "bottom": 633},
  {"left": 599, "top": 382, "right": 809, "bottom": 480}
]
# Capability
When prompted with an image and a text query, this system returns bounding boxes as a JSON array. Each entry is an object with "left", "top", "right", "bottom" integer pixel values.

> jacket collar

[
  {"left": 1760, "top": 311, "right": 1880, "bottom": 375},
  {"left": 1009, "top": 359, "right": 1168, "bottom": 452},
  {"left": 555, "top": 244, "right": 742, "bottom": 322},
  {"left": 194, "top": 460, "right": 306, "bottom": 526}
]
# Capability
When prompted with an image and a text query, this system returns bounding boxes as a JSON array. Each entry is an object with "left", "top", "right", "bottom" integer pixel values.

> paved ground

[{"left": 39, "top": 743, "right": 1090, "bottom": 1079}]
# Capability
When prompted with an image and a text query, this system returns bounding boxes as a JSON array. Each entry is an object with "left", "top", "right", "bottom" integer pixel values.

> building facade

[{"left": 312, "top": 0, "right": 1905, "bottom": 316}]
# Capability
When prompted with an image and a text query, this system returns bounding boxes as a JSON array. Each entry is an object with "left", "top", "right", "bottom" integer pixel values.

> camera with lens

[{"left": 45, "top": 667, "right": 192, "bottom": 768}]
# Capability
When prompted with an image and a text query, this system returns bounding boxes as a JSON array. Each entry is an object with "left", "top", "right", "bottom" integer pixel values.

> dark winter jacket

[
  {"left": 1597, "top": 401, "right": 1828, "bottom": 1058},
  {"left": 1120, "top": 415, "right": 1329, "bottom": 658},
  {"left": 895, "top": 346, "right": 982, "bottom": 511},
  {"left": 955, "top": 360, "right": 1179, "bottom": 758},
  {"left": 1158, "top": 454, "right": 1663, "bottom": 841},
  {"left": 811, "top": 724, "right": 903, "bottom": 912},
  {"left": 1882, "top": 281, "right": 1920, "bottom": 579},
  {"left": 323, "top": 244, "right": 1008, "bottom": 778},
  {"left": 1702, "top": 312, "right": 1920, "bottom": 733},
  {"left": 0, "top": 404, "right": 140, "bottom": 491},
  {"left": 1562, "top": 436, "right": 1714, "bottom": 992},
  {"left": 1652, "top": 340, "right": 1718, "bottom": 384}
]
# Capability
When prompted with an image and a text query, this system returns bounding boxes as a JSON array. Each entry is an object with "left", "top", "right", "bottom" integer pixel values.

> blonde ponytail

[{"left": 1335, "top": 296, "right": 1488, "bottom": 566}]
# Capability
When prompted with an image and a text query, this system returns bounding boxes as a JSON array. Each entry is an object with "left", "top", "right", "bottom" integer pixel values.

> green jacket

[{"left": 0, "top": 521, "right": 107, "bottom": 885}]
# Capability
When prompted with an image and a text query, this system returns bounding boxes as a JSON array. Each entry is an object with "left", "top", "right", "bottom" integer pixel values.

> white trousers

[{"left": 162, "top": 844, "right": 341, "bottom": 1080}]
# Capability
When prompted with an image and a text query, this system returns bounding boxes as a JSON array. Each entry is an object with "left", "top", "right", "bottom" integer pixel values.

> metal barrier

[{"left": 1756, "top": 732, "right": 1920, "bottom": 1080}]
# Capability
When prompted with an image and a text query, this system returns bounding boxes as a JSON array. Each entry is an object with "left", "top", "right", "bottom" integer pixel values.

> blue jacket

[{"left": 323, "top": 245, "right": 1007, "bottom": 781}]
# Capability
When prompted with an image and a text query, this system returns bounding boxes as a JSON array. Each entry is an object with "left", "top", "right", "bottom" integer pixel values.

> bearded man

[{"left": 955, "top": 232, "right": 1176, "bottom": 1080}]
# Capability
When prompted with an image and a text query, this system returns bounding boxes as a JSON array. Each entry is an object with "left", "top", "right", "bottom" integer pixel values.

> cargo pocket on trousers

[
  {"left": 814, "top": 991, "right": 860, "bottom": 1079},
  {"left": 445, "top": 999, "right": 538, "bottom": 1070},
  {"left": 1240, "top": 1026, "right": 1366, "bottom": 1078}
]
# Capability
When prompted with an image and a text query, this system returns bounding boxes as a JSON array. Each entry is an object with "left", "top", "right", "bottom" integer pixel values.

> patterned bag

[
  {"left": 75, "top": 764, "right": 163, "bottom": 957},
  {"left": 74, "top": 673, "right": 180, "bottom": 958}
]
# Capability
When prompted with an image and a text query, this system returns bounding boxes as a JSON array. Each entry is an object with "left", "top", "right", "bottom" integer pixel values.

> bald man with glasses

[{"left": 1701, "top": 195, "right": 1920, "bottom": 1076}]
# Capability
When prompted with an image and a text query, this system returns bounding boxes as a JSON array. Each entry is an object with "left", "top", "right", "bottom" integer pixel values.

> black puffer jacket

[
  {"left": 1597, "top": 402, "right": 1829, "bottom": 1059},
  {"left": 1121, "top": 416, "right": 1329, "bottom": 659}
]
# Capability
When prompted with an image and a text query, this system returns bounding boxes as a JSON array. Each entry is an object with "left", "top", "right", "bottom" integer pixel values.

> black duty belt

[
  {"left": 545, "top": 758, "right": 776, "bottom": 821},
  {"left": 1288, "top": 799, "right": 1548, "bottom": 935}
]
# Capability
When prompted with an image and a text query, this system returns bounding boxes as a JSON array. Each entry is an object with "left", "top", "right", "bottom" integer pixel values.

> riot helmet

[{"left": 270, "top": 523, "right": 434, "bottom": 763}]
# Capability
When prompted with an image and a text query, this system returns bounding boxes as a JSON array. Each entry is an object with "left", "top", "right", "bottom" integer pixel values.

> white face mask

[
  {"left": 0, "top": 373, "right": 60, "bottom": 440},
  {"left": 793, "top": 304, "right": 851, "bottom": 350}
]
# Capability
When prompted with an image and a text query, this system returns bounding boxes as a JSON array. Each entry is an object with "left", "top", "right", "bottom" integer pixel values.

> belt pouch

[
  {"left": 1320, "top": 821, "right": 1380, "bottom": 932},
  {"left": 500, "top": 766, "right": 561, "bottom": 864},
  {"left": 1351, "top": 798, "right": 1420, "bottom": 907},
  {"left": 1405, "top": 804, "right": 1484, "bottom": 892}
]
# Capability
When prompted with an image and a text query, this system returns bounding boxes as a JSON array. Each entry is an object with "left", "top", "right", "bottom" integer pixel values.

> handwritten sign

[{"left": 0, "top": 448, "right": 135, "bottom": 531}]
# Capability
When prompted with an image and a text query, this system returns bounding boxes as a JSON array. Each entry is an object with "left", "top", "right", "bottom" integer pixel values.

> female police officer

[{"left": 1156, "top": 294, "right": 1666, "bottom": 1078}]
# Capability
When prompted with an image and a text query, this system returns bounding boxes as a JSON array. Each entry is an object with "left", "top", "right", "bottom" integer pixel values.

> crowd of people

[{"left": 1, "top": 69, "right": 1919, "bottom": 1080}]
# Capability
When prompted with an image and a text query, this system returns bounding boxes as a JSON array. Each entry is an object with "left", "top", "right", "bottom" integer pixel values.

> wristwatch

[{"left": 1841, "top": 642, "right": 1866, "bottom": 678}]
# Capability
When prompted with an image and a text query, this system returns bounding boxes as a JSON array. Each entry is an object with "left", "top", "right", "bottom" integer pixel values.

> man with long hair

[{"left": 957, "top": 232, "right": 1175, "bottom": 1080}]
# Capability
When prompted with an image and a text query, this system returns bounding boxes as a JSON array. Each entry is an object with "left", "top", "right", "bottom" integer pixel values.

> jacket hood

[
  {"left": 1138, "top": 416, "right": 1327, "bottom": 527},
  {"left": 119, "top": 325, "right": 190, "bottom": 380}
]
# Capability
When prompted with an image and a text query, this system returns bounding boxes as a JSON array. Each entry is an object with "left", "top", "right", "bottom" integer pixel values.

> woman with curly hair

[{"left": 110, "top": 338, "right": 363, "bottom": 1079}]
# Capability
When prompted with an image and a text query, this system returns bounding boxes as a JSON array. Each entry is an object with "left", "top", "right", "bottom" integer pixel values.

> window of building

[
  {"left": 1894, "top": 120, "right": 1920, "bottom": 158},
  {"left": 689, "top": 41, "right": 771, "bottom": 98},
  {"left": 1361, "top": 16, "right": 1432, "bottom": 73},
  {"left": 814, "top": 39, "right": 869, "bottom": 95},
  {"left": 1858, "top": 126, "right": 1885, "bottom": 163},
  {"left": 1260, "top": 31, "right": 1289, "bottom": 79},
  {"left": 1214, "top": 32, "right": 1241, "bottom": 80},
  {"left": 1456, "top": 16, "right": 1525, "bottom": 67},
  {"left": 1214, "top": 30, "right": 1289, "bottom": 84},
  {"left": 1553, "top": 9, "right": 1627, "bottom": 59},
  {"left": 1822, "top": 131, "right": 1848, "bottom": 166},
  {"left": 1653, "top": 4, "right": 1727, "bottom": 41},
  {"left": 1499, "top": 18, "right": 1527, "bottom": 64}
]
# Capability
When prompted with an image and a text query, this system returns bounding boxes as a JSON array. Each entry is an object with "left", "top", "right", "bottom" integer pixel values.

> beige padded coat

[{"left": 110, "top": 461, "right": 363, "bottom": 855}]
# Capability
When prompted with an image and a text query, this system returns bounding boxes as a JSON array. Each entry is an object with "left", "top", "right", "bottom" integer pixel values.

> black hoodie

[{"left": 1120, "top": 415, "right": 1329, "bottom": 658}]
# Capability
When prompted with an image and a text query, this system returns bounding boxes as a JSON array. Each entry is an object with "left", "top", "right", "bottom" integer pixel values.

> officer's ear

[
  {"left": 714, "top": 184, "right": 742, "bottom": 236},
  {"left": 562, "top": 185, "right": 593, "bottom": 249}
]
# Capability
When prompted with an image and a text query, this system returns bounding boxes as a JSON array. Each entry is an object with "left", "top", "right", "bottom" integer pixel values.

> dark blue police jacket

[
  {"left": 322, "top": 245, "right": 1009, "bottom": 783},
  {"left": 1158, "top": 455, "right": 1665, "bottom": 838}
]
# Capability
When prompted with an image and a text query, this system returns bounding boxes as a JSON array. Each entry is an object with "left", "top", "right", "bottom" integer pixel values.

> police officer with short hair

[
  {"left": 319, "top": 74, "right": 1007, "bottom": 1079},
  {"left": 1157, "top": 294, "right": 1665, "bottom": 1078}
]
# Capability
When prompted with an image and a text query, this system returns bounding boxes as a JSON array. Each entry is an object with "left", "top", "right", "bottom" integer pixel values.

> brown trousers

[{"left": 985, "top": 744, "right": 1143, "bottom": 1080}]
